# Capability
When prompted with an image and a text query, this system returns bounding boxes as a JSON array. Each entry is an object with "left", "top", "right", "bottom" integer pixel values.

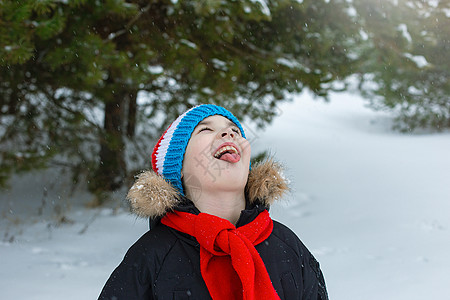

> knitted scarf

[{"left": 161, "top": 209, "right": 280, "bottom": 300}]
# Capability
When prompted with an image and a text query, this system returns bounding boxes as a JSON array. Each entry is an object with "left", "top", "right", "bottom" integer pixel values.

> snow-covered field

[{"left": 1, "top": 92, "right": 449, "bottom": 300}]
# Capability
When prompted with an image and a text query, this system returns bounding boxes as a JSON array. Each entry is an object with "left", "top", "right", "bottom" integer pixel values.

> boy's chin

[{"left": 213, "top": 171, "right": 249, "bottom": 185}]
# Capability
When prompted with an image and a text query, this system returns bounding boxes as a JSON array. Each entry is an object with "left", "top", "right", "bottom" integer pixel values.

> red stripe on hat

[{"left": 151, "top": 126, "right": 170, "bottom": 174}]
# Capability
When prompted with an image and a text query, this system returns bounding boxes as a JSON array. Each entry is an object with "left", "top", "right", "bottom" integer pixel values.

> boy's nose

[{"left": 220, "top": 128, "right": 235, "bottom": 138}]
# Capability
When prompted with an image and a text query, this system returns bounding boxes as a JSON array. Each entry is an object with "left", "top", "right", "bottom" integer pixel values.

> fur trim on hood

[{"left": 127, "top": 159, "right": 289, "bottom": 218}]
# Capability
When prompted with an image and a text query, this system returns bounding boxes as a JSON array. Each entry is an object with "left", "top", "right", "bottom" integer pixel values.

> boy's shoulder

[
  {"left": 125, "top": 223, "right": 180, "bottom": 259},
  {"left": 270, "top": 219, "right": 313, "bottom": 257},
  {"left": 271, "top": 219, "right": 301, "bottom": 241}
]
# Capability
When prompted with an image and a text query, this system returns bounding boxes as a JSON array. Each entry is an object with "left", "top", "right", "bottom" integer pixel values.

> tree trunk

[
  {"left": 91, "top": 91, "right": 126, "bottom": 192},
  {"left": 126, "top": 90, "right": 137, "bottom": 138}
]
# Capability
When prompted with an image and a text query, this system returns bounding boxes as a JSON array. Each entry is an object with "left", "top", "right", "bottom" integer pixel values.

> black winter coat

[
  {"left": 99, "top": 160, "right": 328, "bottom": 300},
  {"left": 99, "top": 205, "right": 328, "bottom": 300}
]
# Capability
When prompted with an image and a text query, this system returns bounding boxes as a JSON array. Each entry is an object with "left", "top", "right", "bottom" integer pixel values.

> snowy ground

[{"left": 1, "top": 92, "right": 449, "bottom": 300}]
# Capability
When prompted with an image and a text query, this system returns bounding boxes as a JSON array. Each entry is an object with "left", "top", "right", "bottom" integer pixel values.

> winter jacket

[{"left": 99, "top": 160, "right": 328, "bottom": 300}]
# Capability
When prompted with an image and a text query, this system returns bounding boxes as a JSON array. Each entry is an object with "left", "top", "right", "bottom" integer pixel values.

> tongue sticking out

[{"left": 219, "top": 152, "right": 240, "bottom": 163}]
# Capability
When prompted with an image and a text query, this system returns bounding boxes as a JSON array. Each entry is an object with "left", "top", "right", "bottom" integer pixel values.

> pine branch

[{"left": 105, "top": 4, "right": 151, "bottom": 43}]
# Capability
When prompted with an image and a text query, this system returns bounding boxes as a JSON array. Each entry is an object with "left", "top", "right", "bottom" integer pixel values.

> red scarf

[{"left": 161, "top": 209, "right": 280, "bottom": 300}]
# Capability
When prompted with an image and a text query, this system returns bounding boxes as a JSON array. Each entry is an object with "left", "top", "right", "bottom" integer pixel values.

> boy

[{"left": 99, "top": 104, "right": 328, "bottom": 299}]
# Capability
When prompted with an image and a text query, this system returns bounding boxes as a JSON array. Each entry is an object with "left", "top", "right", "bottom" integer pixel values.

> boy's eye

[
  {"left": 198, "top": 127, "right": 213, "bottom": 133},
  {"left": 232, "top": 128, "right": 241, "bottom": 135}
]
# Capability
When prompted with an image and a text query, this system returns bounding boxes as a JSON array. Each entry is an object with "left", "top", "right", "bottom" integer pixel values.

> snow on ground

[{"left": 1, "top": 92, "right": 449, "bottom": 300}]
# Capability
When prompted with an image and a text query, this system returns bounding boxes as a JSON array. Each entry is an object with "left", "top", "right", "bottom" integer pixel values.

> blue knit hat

[{"left": 151, "top": 104, "right": 247, "bottom": 195}]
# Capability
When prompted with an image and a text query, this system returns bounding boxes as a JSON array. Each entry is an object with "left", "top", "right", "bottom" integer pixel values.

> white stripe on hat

[{"left": 154, "top": 106, "right": 198, "bottom": 174}]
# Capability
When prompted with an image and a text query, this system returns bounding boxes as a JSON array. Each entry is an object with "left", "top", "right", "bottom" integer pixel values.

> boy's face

[{"left": 182, "top": 115, "right": 251, "bottom": 197}]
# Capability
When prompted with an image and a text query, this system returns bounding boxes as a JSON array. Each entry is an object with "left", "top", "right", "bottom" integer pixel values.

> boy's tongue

[{"left": 219, "top": 152, "right": 240, "bottom": 163}]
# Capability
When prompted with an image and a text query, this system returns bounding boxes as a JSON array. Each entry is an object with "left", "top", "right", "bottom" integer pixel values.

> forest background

[{"left": 1, "top": 0, "right": 449, "bottom": 199}]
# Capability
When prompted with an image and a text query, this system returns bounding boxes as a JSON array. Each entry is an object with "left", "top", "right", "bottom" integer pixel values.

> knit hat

[{"left": 151, "top": 104, "right": 247, "bottom": 195}]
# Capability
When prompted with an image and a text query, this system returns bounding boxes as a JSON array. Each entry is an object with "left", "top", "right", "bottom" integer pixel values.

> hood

[{"left": 127, "top": 159, "right": 289, "bottom": 218}]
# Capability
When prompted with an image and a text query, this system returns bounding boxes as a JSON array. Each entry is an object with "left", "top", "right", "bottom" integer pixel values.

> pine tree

[
  {"left": 1, "top": 0, "right": 361, "bottom": 194},
  {"left": 353, "top": 0, "right": 450, "bottom": 131},
  {"left": 1, "top": 0, "right": 447, "bottom": 196}
]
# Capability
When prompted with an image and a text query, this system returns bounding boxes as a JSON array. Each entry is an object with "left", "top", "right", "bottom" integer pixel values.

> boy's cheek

[{"left": 240, "top": 139, "right": 251, "bottom": 155}]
